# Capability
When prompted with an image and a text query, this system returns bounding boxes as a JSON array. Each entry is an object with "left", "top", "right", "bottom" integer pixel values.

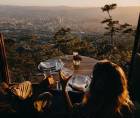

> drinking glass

[
  {"left": 70, "top": 75, "right": 91, "bottom": 92},
  {"left": 60, "top": 67, "right": 74, "bottom": 80}
]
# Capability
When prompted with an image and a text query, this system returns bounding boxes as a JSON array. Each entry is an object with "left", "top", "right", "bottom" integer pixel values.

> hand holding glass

[{"left": 60, "top": 67, "right": 73, "bottom": 80}]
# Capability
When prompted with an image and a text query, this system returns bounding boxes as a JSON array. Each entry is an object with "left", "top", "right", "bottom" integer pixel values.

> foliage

[
  {"left": 53, "top": 27, "right": 96, "bottom": 55},
  {"left": 101, "top": 3, "right": 134, "bottom": 46}
]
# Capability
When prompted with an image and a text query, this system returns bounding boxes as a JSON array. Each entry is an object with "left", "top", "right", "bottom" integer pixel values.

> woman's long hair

[{"left": 83, "top": 60, "right": 134, "bottom": 115}]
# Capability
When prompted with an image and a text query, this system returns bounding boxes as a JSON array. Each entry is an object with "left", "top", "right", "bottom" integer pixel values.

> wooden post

[
  {"left": 128, "top": 13, "right": 140, "bottom": 81},
  {"left": 0, "top": 33, "right": 10, "bottom": 84}
]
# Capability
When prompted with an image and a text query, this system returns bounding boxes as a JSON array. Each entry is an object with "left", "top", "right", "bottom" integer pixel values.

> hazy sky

[{"left": 0, "top": 0, "right": 140, "bottom": 7}]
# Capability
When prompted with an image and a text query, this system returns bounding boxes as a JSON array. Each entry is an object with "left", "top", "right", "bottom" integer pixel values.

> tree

[
  {"left": 101, "top": 3, "right": 119, "bottom": 46},
  {"left": 101, "top": 3, "right": 133, "bottom": 46},
  {"left": 53, "top": 27, "right": 80, "bottom": 54}
]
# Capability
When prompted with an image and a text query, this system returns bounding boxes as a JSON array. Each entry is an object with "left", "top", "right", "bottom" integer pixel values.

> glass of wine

[{"left": 60, "top": 67, "right": 74, "bottom": 80}]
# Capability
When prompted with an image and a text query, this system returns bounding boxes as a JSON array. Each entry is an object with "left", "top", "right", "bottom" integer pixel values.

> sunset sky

[{"left": 0, "top": 0, "right": 140, "bottom": 7}]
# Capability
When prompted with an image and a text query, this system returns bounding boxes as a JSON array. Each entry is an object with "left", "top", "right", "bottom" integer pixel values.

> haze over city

[{"left": 0, "top": 0, "right": 140, "bottom": 7}]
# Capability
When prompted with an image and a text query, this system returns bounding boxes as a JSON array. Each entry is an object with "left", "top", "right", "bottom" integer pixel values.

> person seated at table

[
  {"left": 0, "top": 82, "right": 16, "bottom": 112},
  {"left": 38, "top": 74, "right": 55, "bottom": 93},
  {"left": 10, "top": 81, "right": 32, "bottom": 101},
  {"left": 60, "top": 60, "right": 134, "bottom": 118},
  {"left": 0, "top": 81, "right": 32, "bottom": 112},
  {"left": 0, "top": 80, "right": 53, "bottom": 113},
  {"left": 34, "top": 92, "right": 53, "bottom": 113},
  {"left": 9, "top": 81, "right": 35, "bottom": 113}
]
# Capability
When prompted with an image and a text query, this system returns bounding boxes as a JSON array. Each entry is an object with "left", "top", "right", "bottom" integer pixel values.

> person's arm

[
  {"left": 62, "top": 89, "right": 73, "bottom": 111},
  {"left": 59, "top": 71, "right": 73, "bottom": 111}
]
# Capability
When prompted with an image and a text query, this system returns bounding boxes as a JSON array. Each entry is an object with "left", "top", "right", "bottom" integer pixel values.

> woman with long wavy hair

[{"left": 60, "top": 60, "right": 134, "bottom": 118}]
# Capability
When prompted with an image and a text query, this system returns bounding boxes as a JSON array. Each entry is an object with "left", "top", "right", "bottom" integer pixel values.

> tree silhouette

[
  {"left": 101, "top": 4, "right": 117, "bottom": 19},
  {"left": 101, "top": 3, "right": 119, "bottom": 46},
  {"left": 101, "top": 3, "right": 134, "bottom": 46}
]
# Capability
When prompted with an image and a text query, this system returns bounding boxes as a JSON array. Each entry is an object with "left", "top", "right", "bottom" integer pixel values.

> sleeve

[{"left": 118, "top": 106, "right": 134, "bottom": 118}]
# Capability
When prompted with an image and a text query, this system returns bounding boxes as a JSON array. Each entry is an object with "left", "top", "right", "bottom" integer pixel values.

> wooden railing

[{"left": 0, "top": 33, "right": 10, "bottom": 83}]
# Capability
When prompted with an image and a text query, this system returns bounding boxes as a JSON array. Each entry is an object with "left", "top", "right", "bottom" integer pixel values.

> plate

[
  {"left": 38, "top": 59, "right": 64, "bottom": 72},
  {"left": 66, "top": 74, "right": 91, "bottom": 92}
]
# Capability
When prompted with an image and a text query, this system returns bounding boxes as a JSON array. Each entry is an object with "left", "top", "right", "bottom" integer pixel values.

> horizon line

[{"left": 0, "top": 4, "right": 140, "bottom": 8}]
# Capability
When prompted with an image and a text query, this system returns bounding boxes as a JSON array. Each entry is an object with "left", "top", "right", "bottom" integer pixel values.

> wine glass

[
  {"left": 59, "top": 67, "right": 74, "bottom": 90},
  {"left": 60, "top": 67, "right": 74, "bottom": 80}
]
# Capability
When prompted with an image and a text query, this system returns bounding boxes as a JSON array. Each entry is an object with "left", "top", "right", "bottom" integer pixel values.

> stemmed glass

[
  {"left": 59, "top": 67, "right": 74, "bottom": 90},
  {"left": 60, "top": 67, "right": 74, "bottom": 80}
]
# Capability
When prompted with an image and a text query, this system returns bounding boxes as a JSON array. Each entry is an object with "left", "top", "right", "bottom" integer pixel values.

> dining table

[
  {"left": 37, "top": 55, "right": 98, "bottom": 92},
  {"left": 60, "top": 55, "right": 98, "bottom": 75}
]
